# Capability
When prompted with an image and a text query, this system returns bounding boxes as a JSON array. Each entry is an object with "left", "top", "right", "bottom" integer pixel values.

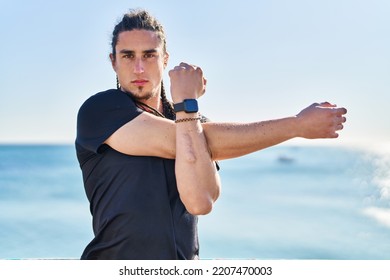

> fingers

[
  {"left": 316, "top": 102, "right": 347, "bottom": 114},
  {"left": 331, "top": 111, "right": 346, "bottom": 138},
  {"left": 333, "top": 108, "right": 347, "bottom": 132},
  {"left": 296, "top": 101, "right": 348, "bottom": 139},
  {"left": 169, "top": 62, "right": 207, "bottom": 100},
  {"left": 334, "top": 115, "right": 347, "bottom": 124},
  {"left": 173, "top": 62, "right": 203, "bottom": 72},
  {"left": 334, "top": 122, "right": 344, "bottom": 131},
  {"left": 316, "top": 101, "right": 347, "bottom": 115},
  {"left": 171, "top": 63, "right": 204, "bottom": 79},
  {"left": 315, "top": 101, "right": 336, "bottom": 108},
  {"left": 313, "top": 102, "right": 347, "bottom": 119},
  {"left": 336, "top": 107, "right": 348, "bottom": 115}
]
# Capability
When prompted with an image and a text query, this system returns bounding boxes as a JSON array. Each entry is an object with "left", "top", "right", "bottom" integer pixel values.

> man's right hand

[{"left": 168, "top": 62, "right": 206, "bottom": 103}]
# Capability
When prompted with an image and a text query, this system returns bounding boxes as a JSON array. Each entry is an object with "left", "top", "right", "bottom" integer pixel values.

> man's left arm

[{"left": 169, "top": 63, "right": 221, "bottom": 216}]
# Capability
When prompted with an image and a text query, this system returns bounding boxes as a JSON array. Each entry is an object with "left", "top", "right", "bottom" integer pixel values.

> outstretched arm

[{"left": 203, "top": 102, "right": 347, "bottom": 160}]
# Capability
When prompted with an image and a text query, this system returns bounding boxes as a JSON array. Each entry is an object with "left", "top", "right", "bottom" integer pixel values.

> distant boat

[{"left": 277, "top": 155, "right": 294, "bottom": 164}]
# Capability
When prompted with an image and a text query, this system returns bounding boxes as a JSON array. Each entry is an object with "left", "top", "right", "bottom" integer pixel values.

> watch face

[
  {"left": 184, "top": 99, "right": 198, "bottom": 113},
  {"left": 174, "top": 99, "right": 199, "bottom": 113}
]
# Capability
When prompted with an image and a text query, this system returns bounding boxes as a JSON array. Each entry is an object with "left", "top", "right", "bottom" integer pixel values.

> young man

[{"left": 75, "top": 9, "right": 347, "bottom": 260}]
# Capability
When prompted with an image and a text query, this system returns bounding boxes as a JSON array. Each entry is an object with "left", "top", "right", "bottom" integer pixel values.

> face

[{"left": 110, "top": 30, "right": 168, "bottom": 102}]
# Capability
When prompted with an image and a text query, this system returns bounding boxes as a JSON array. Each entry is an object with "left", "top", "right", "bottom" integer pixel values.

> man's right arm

[{"left": 105, "top": 102, "right": 347, "bottom": 161}]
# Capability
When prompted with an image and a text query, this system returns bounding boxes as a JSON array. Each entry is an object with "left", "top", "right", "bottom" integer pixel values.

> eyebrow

[{"left": 119, "top": 49, "right": 158, "bottom": 55}]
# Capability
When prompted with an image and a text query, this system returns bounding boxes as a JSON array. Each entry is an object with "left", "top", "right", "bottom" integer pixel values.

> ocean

[{"left": 0, "top": 144, "right": 389, "bottom": 260}]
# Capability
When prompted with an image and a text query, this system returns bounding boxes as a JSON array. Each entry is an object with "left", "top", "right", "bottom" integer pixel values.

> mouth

[{"left": 131, "top": 79, "right": 148, "bottom": 87}]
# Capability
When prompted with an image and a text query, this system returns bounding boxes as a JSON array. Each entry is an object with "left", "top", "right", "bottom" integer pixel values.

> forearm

[
  {"left": 175, "top": 114, "right": 221, "bottom": 215},
  {"left": 203, "top": 117, "right": 298, "bottom": 160}
]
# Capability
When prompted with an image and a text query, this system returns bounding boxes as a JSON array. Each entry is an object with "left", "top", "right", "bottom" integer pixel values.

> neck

[
  {"left": 136, "top": 98, "right": 165, "bottom": 118},
  {"left": 120, "top": 87, "right": 163, "bottom": 114},
  {"left": 141, "top": 95, "right": 163, "bottom": 114}
]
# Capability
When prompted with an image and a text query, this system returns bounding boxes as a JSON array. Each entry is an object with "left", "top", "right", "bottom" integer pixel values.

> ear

[
  {"left": 109, "top": 53, "right": 117, "bottom": 71},
  {"left": 163, "top": 52, "right": 169, "bottom": 68}
]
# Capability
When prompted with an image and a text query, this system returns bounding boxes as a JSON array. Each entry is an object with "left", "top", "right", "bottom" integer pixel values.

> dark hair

[
  {"left": 111, "top": 9, "right": 167, "bottom": 57},
  {"left": 111, "top": 9, "right": 174, "bottom": 119}
]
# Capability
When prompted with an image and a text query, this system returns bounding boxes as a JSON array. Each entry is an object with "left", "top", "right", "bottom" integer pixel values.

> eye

[
  {"left": 123, "top": 53, "right": 134, "bottom": 59},
  {"left": 144, "top": 53, "right": 156, "bottom": 59}
]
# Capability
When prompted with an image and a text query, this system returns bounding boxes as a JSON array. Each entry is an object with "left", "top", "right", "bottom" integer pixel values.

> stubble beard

[{"left": 128, "top": 86, "right": 158, "bottom": 102}]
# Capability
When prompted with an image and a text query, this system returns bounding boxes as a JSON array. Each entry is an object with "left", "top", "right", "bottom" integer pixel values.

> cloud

[
  {"left": 371, "top": 147, "right": 390, "bottom": 201},
  {"left": 362, "top": 207, "right": 390, "bottom": 228}
]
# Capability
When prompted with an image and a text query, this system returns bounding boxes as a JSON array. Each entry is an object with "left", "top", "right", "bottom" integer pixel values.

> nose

[{"left": 134, "top": 58, "right": 144, "bottom": 74}]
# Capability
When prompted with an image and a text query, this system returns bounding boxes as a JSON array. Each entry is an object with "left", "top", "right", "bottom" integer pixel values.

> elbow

[
  {"left": 185, "top": 199, "right": 214, "bottom": 216},
  {"left": 184, "top": 188, "right": 220, "bottom": 216}
]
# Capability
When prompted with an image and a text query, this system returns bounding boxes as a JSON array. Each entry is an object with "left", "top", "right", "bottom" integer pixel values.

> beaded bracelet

[{"left": 175, "top": 117, "right": 201, "bottom": 123}]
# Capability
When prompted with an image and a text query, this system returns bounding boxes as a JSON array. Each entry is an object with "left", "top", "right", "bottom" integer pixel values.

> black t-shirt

[{"left": 75, "top": 89, "right": 199, "bottom": 260}]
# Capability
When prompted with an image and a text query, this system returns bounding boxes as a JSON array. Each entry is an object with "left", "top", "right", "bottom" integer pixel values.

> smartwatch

[{"left": 173, "top": 99, "right": 198, "bottom": 113}]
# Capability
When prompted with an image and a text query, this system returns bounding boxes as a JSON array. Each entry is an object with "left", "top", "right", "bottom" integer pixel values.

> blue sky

[{"left": 0, "top": 0, "right": 389, "bottom": 147}]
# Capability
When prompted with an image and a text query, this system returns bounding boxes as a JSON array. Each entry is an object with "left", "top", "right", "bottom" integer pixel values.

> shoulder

[
  {"left": 79, "top": 89, "right": 132, "bottom": 111},
  {"left": 78, "top": 89, "right": 139, "bottom": 119},
  {"left": 76, "top": 89, "right": 142, "bottom": 153},
  {"left": 76, "top": 88, "right": 142, "bottom": 134}
]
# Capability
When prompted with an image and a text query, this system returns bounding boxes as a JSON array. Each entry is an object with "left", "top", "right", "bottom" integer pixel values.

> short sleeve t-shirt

[{"left": 75, "top": 89, "right": 199, "bottom": 260}]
